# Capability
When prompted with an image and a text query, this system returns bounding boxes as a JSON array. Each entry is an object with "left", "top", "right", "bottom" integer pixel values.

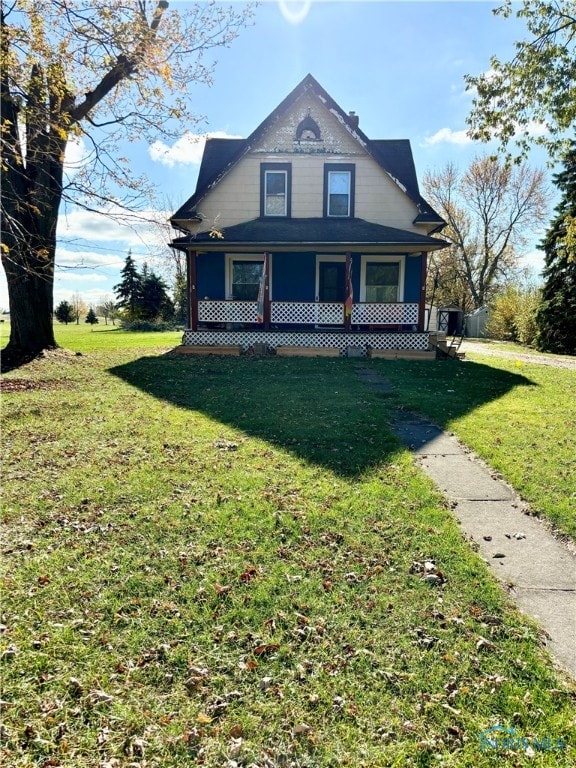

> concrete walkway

[{"left": 356, "top": 366, "right": 576, "bottom": 679}]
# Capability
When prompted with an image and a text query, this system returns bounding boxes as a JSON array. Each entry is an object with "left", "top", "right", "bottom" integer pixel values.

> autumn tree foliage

[
  {"left": 466, "top": 0, "right": 576, "bottom": 163},
  {"left": 423, "top": 156, "right": 549, "bottom": 313},
  {"left": 70, "top": 291, "right": 88, "bottom": 325},
  {"left": 0, "top": 0, "right": 252, "bottom": 368}
]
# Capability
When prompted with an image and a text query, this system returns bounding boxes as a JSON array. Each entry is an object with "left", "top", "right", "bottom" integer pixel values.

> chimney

[{"left": 348, "top": 111, "right": 359, "bottom": 129}]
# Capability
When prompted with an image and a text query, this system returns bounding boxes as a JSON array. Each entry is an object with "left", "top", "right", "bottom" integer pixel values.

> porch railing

[
  {"left": 352, "top": 302, "right": 418, "bottom": 325},
  {"left": 197, "top": 300, "right": 419, "bottom": 327},
  {"left": 198, "top": 300, "right": 258, "bottom": 324},
  {"left": 271, "top": 301, "right": 343, "bottom": 325}
]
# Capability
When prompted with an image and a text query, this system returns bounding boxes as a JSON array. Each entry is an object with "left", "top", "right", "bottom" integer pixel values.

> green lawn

[
  {"left": 378, "top": 355, "right": 576, "bottom": 540},
  {"left": 1, "top": 327, "right": 575, "bottom": 767}
]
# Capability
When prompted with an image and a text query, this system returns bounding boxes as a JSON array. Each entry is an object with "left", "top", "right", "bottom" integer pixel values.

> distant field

[{"left": 0, "top": 320, "right": 182, "bottom": 353}]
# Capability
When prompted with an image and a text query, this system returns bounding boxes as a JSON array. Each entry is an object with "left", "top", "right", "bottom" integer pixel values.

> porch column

[
  {"left": 418, "top": 251, "right": 427, "bottom": 332},
  {"left": 187, "top": 249, "right": 198, "bottom": 331},
  {"left": 344, "top": 251, "right": 352, "bottom": 331},
  {"left": 263, "top": 252, "right": 271, "bottom": 331}
]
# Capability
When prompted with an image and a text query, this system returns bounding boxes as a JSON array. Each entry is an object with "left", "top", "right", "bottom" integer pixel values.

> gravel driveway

[{"left": 460, "top": 340, "right": 576, "bottom": 370}]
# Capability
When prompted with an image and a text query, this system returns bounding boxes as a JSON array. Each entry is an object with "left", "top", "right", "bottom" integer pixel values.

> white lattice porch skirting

[{"left": 181, "top": 330, "right": 429, "bottom": 356}]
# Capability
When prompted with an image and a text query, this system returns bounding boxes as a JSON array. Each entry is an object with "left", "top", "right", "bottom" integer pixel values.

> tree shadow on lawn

[{"left": 109, "top": 354, "right": 535, "bottom": 479}]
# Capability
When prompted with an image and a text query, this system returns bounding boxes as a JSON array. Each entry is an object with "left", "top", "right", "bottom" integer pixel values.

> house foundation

[{"left": 180, "top": 329, "right": 431, "bottom": 357}]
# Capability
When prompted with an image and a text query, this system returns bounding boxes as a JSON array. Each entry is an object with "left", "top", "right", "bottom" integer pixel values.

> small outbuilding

[
  {"left": 437, "top": 304, "right": 464, "bottom": 336},
  {"left": 465, "top": 306, "right": 489, "bottom": 338}
]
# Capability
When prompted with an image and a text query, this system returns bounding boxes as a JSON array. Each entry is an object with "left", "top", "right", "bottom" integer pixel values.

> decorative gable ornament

[{"left": 295, "top": 109, "right": 321, "bottom": 142}]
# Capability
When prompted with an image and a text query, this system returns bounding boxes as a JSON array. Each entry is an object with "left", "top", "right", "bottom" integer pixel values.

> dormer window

[
  {"left": 324, "top": 163, "right": 355, "bottom": 218},
  {"left": 260, "top": 163, "right": 292, "bottom": 217}
]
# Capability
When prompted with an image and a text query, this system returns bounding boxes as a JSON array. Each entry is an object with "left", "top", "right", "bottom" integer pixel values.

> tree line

[
  {"left": 424, "top": 150, "right": 575, "bottom": 354},
  {"left": 53, "top": 251, "right": 185, "bottom": 329}
]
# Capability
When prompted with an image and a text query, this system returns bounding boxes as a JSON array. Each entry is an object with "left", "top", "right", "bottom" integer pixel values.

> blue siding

[
  {"left": 197, "top": 253, "right": 225, "bottom": 299},
  {"left": 404, "top": 255, "right": 422, "bottom": 302},
  {"left": 272, "top": 252, "right": 316, "bottom": 301},
  {"left": 195, "top": 251, "right": 421, "bottom": 303}
]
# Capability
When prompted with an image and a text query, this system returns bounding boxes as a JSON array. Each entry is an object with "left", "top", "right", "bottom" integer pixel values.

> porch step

[
  {"left": 428, "top": 335, "right": 464, "bottom": 360},
  {"left": 276, "top": 346, "right": 340, "bottom": 358},
  {"left": 369, "top": 349, "right": 436, "bottom": 361},
  {"left": 173, "top": 344, "right": 242, "bottom": 356}
]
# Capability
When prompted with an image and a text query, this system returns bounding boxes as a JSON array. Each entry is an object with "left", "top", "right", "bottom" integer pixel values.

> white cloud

[
  {"left": 521, "top": 120, "right": 549, "bottom": 138},
  {"left": 64, "top": 136, "right": 90, "bottom": 177},
  {"left": 149, "top": 131, "right": 242, "bottom": 168},
  {"left": 57, "top": 271, "right": 108, "bottom": 282},
  {"left": 56, "top": 246, "right": 123, "bottom": 269},
  {"left": 57, "top": 207, "right": 168, "bottom": 248},
  {"left": 423, "top": 127, "right": 473, "bottom": 147},
  {"left": 519, "top": 249, "right": 545, "bottom": 275}
]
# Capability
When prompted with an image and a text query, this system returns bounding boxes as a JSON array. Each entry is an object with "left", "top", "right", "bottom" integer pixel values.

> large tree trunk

[
  {"left": 2, "top": 237, "right": 58, "bottom": 366},
  {"left": 1, "top": 183, "right": 63, "bottom": 369},
  {"left": 1, "top": 52, "right": 66, "bottom": 369}
]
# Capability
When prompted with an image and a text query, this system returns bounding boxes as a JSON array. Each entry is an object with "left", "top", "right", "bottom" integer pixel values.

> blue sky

[{"left": 0, "top": 1, "right": 549, "bottom": 311}]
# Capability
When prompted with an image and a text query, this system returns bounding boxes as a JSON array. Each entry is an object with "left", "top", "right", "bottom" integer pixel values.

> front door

[{"left": 318, "top": 261, "right": 346, "bottom": 302}]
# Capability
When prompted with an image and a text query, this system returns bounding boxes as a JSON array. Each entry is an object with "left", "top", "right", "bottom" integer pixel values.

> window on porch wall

[
  {"left": 232, "top": 261, "right": 263, "bottom": 300},
  {"left": 365, "top": 262, "right": 400, "bottom": 302}
]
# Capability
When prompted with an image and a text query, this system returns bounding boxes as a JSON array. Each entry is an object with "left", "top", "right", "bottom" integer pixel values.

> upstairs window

[
  {"left": 261, "top": 163, "right": 292, "bottom": 217},
  {"left": 324, "top": 164, "right": 355, "bottom": 217}
]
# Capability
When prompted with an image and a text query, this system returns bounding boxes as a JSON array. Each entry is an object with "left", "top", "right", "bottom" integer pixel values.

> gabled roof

[
  {"left": 171, "top": 217, "right": 447, "bottom": 252},
  {"left": 171, "top": 74, "right": 444, "bottom": 228}
]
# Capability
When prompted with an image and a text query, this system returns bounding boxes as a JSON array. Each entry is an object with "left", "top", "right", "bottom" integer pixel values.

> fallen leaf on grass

[
  {"left": 476, "top": 636, "right": 495, "bottom": 651},
  {"left": 239, "top": 566, "right": 257, "bottom": 583},
  {"left": 87, "top": 689, "right": 114, "bottom": 706},
  {"left": 253, "top": 643, "right": 279, "bottom": 656}
]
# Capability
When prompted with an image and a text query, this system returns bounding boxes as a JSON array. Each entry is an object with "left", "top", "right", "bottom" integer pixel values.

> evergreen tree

[
  {"left": 85, "top": 308, "right": 99, "bottom": 326},
  {"left": 54, "top": 300, "right": 74, "bottom": 325},
  {"left": 140, "top": 271, "right": 174, "bottom": 320},
  {"left": 173, "top": 275, "right": 187, "bottom": 325},
  {"left": 114, "top": 251, "right": 142, "bottom": 320},
  {"left": 535, "top": 147, "right": 576, "bottom": 355}
]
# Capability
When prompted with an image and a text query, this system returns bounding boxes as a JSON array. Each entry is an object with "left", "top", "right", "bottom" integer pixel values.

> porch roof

[{"left": 171, "top": 217, "right": 448, "bottom": 253}]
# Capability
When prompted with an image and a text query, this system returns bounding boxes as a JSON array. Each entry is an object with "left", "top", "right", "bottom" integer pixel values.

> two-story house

[{"left": 170, "top": 74, "right": 447, "bottom": 356}]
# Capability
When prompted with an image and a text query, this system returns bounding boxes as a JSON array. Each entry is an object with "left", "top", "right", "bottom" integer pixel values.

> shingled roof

[
  {"left": 171, "top": 217, "right": 447, "bottom": 251},
  {"left": 171, "top": 74, "right": 444, "bottom": 228}
]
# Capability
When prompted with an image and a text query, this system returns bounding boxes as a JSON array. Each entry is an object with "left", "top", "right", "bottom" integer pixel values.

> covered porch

[{"left": 174, "top": 217, "right": 447, "bottom": 356}]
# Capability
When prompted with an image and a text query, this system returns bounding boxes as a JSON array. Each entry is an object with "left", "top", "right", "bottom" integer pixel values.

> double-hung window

[
  {"left": 365, "top": 262, "right": 400, "bottom": 302},
  {"left": 261, "top": 163, "right": 292, "bottom": 217},
  {"left": 231, "top": 260, "right": 263, "bottom": 301},
  {"left": 324, "top": 164, "right": 355, "bottom": 217}
]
